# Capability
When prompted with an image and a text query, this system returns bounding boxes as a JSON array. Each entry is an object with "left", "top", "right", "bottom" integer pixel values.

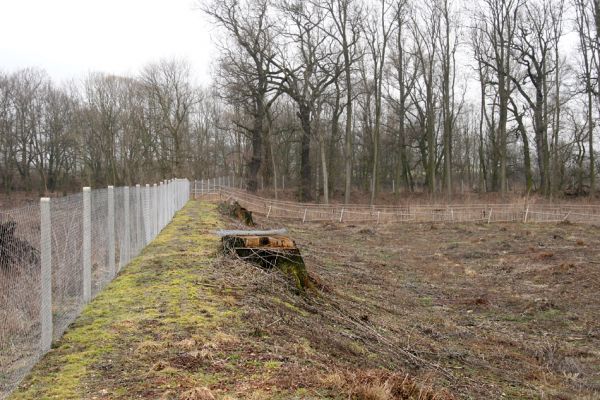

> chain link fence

[{"left": 0, "top": 179, "right": 189, "bottom": 399}]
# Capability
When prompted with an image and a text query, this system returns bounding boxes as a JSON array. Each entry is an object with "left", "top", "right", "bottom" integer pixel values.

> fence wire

[
  {"left": 0, "top": 204, "right": 41, "bottom": 397},
  {"left": 0, "top": 179, "right": 190, "bottom": 399},
  {"left": 192, "top": 179, "right": 600, "bottom": 227}
]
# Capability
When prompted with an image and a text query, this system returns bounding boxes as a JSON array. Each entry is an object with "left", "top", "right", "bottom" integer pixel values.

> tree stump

[{"left": 221, "top": 233, "right": 308, "bottom": 291}]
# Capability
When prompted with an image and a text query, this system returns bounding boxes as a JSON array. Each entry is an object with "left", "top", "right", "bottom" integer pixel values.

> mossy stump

[{"left": 222, "top": 234, "right": 309, "bottom": 291}]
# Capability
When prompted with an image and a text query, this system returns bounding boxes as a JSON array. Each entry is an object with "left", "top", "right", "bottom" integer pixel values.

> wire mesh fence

[
  {"left": 191, "top": 178, "right": 600, "bottom": 227},
  {"left": 0, "top": 179, "right": 189, "bottom": 399}
]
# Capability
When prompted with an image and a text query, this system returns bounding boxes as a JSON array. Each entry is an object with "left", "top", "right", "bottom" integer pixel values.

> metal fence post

[
  {"left": 123, "top": 186, "right": 130, "bottom": 267},
  {"left": 83, "top": 187, "right": 91, "bottom": 304},
  {"left": 108, "top": 186, "right": 115, "bottom": 277},
  {"left": 40, "top": 197, "right": 52, "bottom": 352}
]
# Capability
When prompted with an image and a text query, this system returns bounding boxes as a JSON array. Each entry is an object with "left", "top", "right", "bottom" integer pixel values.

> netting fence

[
  {"left": 191, "top": 177, "right": 600, "bottom": 226},
  {"left": 0, "top": 179, "right": 189, "bottom": 399}
]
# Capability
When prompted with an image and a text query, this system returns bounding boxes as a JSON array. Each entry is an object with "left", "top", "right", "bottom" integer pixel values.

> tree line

[
  {"left": 0, "top": 61, "right": 230, "bottom": 194},
  {"left": 1, "top": 0, "right": 599, "bottom": 203},
  {"left": 204, "top": 0, "right": 600, "bottom": 202}
]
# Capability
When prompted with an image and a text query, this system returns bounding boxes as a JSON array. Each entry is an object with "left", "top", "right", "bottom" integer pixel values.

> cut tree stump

[{"left": 221, "top": 232, "right": 308, "bottom": 291}]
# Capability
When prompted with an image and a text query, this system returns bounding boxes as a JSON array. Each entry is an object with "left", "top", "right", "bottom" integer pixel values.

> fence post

[
  {"left": 82, "top": 187, "right": 91, "bottom": 304},
  {"left": 524, "top": 205, "right": 529, "bottom": 223},
  {"left": 339, "top": 208, "right": 344, "bottom": 223},
  {"left": 108, "top": 186, "right": 115, "bottom": 277},
  {"left": 487, "top": 208, "right": 493, "bottom": 224},
  {"left": 40, "top": 197, "right": 52, "bottom": 352},
  {"left": 303, "top": 208, "right": 307, "bottom": 223},
  {"left": 377, "top": 211, "right": 381, "bottom": 225},
  {"left": 123, "top": 186, "right": 130, "bottom": 267}
]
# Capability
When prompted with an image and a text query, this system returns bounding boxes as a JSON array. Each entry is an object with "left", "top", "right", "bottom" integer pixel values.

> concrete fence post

[
  {"left": 123, "top": 186, "right": 130, "bottom": 267},
  {"left": 82, "top": 187, "right": 91, "bottom": 304},
  {"left": 144, "top": 184, "right": 151, "bottom": 244},
  {"left": 40, "top": 197, "right": 52, "bottom": 352},
  {"left": 108, "top": 186, "right": 115, "bottom": 277}
]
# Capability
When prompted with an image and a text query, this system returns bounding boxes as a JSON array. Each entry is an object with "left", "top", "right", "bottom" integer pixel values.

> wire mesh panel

[
  {"left": 129, "top": 187, "right": 140, "bottom": 257},
  {"left": 0, "top": 180, "right": 190, "bottom": 399},
  {"left": 90, "top": 189, "right": 110, "bottom": 298},
  {"left": 0, "top": 204, "right": 41, "bottom": 397},
  {"left": 50, "top": 193, "right": 84, "bottom": 340},
  {"left": 114, "top": 187, "right": 127, "bottom": 270}
]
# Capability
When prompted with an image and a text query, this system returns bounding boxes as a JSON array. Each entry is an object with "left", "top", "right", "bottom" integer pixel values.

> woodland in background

[{"left": 1, "top": 0, "right": 600, "bottom": 203}]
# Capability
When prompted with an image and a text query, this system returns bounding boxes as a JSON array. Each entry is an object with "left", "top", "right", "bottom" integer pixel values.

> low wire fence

[
  {"left": 0, "top": 179, "right": 189, "bottom": 399},
  {"left": 191, "top": 178, "right": 600, "bottom": 226}
]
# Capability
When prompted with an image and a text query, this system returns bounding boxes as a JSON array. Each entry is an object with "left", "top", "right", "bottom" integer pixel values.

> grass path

[{"left": 9, "top": 201, "right": 245, "bottom": 399}]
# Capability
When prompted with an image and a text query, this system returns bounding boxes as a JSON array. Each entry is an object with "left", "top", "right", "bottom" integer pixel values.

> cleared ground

[{"left": 9, "top": 200, "right": 600, "bottom": 399}]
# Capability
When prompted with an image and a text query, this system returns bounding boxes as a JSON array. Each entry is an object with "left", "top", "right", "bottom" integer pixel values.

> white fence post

[
  {"left": 82, "top": 187, "right": 91, "bottom": 304},
  {"left": 123, "top": 186, "right": 130, "bottom": 267},
  {"left": 40, "top": 197, "right": 52, "bottom": 352},
  {"left": 108, "top": 186, "right": 115, "bottom": 277}
]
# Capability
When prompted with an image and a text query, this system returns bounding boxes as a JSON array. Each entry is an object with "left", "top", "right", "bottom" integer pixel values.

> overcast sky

[{"left": 0, "top": 0, "right": 215, "bottom": 85}]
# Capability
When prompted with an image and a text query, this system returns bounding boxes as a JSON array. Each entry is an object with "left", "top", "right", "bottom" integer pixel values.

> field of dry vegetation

[
  {"left": 237, "top": 209, "right": 600, "bottom": 398},
  {"left": 9, "top": 199, "right": 600, "bottom": 399}
]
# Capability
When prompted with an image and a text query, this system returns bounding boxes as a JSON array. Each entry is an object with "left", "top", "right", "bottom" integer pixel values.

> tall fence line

[
  {"left": 0, "top": 179, "right": 190, "bottom": 399},
  {"left": 191, "top": 178, "right": 600, "bottom": 226}
]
